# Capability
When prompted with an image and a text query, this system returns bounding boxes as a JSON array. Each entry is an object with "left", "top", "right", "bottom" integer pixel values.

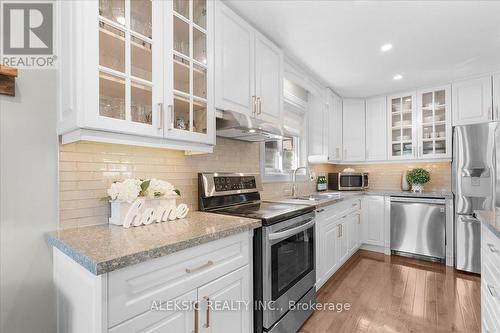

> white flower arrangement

[{"left": 107, "top": 178, "right": 180, "bottom": 203}]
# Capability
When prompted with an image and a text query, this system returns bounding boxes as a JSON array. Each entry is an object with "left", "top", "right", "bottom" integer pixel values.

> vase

[
  {"left": 411, "top": 183, "right": 424, "bottom": 193},
  {"left": 401, "top": 170, "right": 410, "bottom": 191},
  {"left": 109, "top": 195, "right": 178, "bottom": 226}
]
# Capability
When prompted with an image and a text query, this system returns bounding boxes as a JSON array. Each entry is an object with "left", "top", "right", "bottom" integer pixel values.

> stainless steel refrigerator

[{"left": 453, "top": 122, "right": 497, "bottom": 274}]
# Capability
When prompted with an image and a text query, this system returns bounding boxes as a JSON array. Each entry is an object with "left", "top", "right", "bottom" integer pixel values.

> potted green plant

[{"left": 406, "top": 168, "right": 430, "bottom": 193}]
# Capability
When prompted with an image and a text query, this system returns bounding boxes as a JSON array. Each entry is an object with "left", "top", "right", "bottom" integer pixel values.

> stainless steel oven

[
  {"left": 255, "top": 211, "right": 316, "bottom": 333},
  {"left": 198, "top": 172, "right": 316, "bottom": 333},
  {"left": 328, "top": 172, "right": 369, "bottom": 191}
]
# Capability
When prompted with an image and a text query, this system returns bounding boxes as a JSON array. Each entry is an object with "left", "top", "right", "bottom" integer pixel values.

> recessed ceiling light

[
  {"left": 380, "top": 43, "right": 393, "bottom": 52},
  {"left": 248, "top": 129, "right": 256, "bottom": 133},
  {"left": 393, "top": 74, "right": 403, "bottom": 80}
]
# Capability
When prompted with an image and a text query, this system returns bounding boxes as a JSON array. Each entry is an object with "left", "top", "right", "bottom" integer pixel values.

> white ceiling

[{"left": 226, "top": 0, "right": 500, "bottom": 98}]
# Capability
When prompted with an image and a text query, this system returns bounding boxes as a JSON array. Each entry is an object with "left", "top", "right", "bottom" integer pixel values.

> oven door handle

[{"left": 268, "top": 220, "right": 315, "bottom": 241}]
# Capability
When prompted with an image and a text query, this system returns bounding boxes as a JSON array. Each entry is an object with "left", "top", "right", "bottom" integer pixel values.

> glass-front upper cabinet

[
  {"left": 417, "top": 86, "right": 452, "bottom": 159},
  {"left": 166, "top": 0, "right": 214, "bottom": 144},
  {"left": 388, "top": 93, "right": 416, "bottom": 160},
  {"left": 96, "top": 0, "right": 163, "bottom": 137}
]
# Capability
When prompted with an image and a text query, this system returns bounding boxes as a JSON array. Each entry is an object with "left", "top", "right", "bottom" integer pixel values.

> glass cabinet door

[
  {"left": 418, "top": 87, "right": 451, "bottom": 158},
  {"left": 97, "top": 0, "right": 161, "bottom": 136},
  {"left": 390, "top": 95, "right": 415, "bottom": 159},
  {"left": 168, "top": 0, "right": 212, "bottom": 142}
]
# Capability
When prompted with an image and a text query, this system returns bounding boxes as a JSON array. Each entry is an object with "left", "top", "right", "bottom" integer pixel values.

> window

[{"left": 264, "top": 137, "right": 299, "bottom": 174}]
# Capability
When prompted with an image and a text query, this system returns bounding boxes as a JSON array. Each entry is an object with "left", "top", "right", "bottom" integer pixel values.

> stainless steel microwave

[{"left": 328, "top": 172, "right": 369, "bottom": 191}]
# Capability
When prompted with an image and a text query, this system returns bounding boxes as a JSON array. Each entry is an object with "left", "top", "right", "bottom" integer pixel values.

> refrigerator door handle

[{"left": 461, "top": 168, "right": 490, "bottom": 178}]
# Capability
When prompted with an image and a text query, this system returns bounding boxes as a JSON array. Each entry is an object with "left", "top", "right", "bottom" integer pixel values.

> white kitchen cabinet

[
  {"left": 308, "top": 92, "right": 328, "bottom": 158},
  {"left": 327, "top": 89, "right": 343, "bottom": 162},
  {"left": 346, "top": 212, "right": 360, "bottom": 254},
  {"left": 109, "top": 289, "right": 197, "bottom": 333},
  {"left": 361, "top": 195, "right": 385, "bottom": 248},
  {"left": 387, "top": 92, "right": 417, "bottom": 160},
  {"left": 215, "top": 2, "right": 283, "bottom": 123},
  {"left": 365, "top": 96, "right": 387, "bottom": 161},
  {"left": 416, "top": 85, "right": 452, "bottom": 159},
  {"left": 493, "top": 73, "right": 500, "bottom": 121},
  {"left": 316, "top": 212, "right": 338, "bottom": 289},
  {"left": 481, "top": 222, "right": 500, "bottom": 333},
  {"left": 214, "top": 1, "right": 254, "bottom": 116},
  {"left": 452, "top": 76, "right": 493, "bottom": 126},
  {"left": 197, "top": 266, "right": 251, "bottom": 333},
  {"left": 254, "top": 32, "right": 284, "bottom": 123},
  {"left": 337, "top": 219, "right": 349, "bottom": 265},
  {"left": 58, "top": 0, "right": 215, "bottom": 152},
  {"left": 53, "top": 231, "right": 253, "bottom": 333},
  {"left": 342, "top": 99, "right": 366, "bottom": 161}
]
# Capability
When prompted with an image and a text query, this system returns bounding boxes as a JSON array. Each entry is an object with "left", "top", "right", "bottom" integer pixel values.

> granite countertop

[
  {"left": 271, "top": 189, "right": 452, "bottom": 209},
  {"left": 45, "top": 211, "right": 261, "bottom": 275},
  {"left": 475, "top": 210, "right": 500, "bottom": 239},
  {"left": 363, "top": 189, "right": 453, "bottom": 199}
]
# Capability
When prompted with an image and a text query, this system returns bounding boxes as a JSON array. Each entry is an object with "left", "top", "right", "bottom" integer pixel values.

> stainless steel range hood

[{"left": 216, "top": 110, "right": 287, "bottom": 142}]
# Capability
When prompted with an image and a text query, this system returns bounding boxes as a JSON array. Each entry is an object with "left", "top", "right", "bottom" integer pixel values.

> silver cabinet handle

[
  {"left": 193, "top": 301, "right": 199, "bottom": 333},
  {"left": 338, "top": 225, "right": 341, "bottom": 238},
  {"left": 487, "top": 243, "right": 499, "bottom": 253},
  {"left": 167, "top": 104, "right": 174, "bottom": 130},
  {"left": 157, "top": 103, "right": 164, "bottom": 130},
  {"left": 251, "top": 96, "right": 256, "bottom": 116},
  {"left": 316, "top": 209, "right": 325, "bottom": 213},
  {"left": 487, "top": 284, "right": 498, "bottom": 298},
  {"left": 257, "top": 97, "right": 262, "bottom": 115},
  {"left": 186, "top": 260, "right": 213, "bottom": 273},
  {"left": 203, "top": 296, "right": 210, "bottom": 328},
  {"left": 496, "top": 106, "right": 499, "bottom": 120}
]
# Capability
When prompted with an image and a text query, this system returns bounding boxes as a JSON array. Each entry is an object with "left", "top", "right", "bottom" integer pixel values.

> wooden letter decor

[{"left": 0, "top": 65, "right": 18, "bottom": 96}]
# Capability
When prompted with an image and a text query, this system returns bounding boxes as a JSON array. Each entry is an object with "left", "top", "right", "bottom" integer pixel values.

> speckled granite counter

[
  {"left": 363, "top": 189, "right": 453, "bottom": 199},
  {"left": 45, "top": 212, "right": 261, "bottom": 275},
  {"left": 272, "top": 189, "right": 452, "bottom": 209},
  {"left": 475, "top": 210, "right": 500, "bottom": 239}
]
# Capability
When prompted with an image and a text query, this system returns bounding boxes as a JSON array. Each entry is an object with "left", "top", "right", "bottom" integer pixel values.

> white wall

[{"left": 0, "top": 70, "right": 58, "bottom": 332}]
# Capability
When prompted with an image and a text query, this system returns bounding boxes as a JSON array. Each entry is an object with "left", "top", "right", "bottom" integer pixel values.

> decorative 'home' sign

[{"left": 113, "top": 198, "right": 189, "bottom": 228}]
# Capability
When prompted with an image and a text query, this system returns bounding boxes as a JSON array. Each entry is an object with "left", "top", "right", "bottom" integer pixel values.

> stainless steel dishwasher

[{"left": 390, "top": 196, "right": 446, "bottom": 262}]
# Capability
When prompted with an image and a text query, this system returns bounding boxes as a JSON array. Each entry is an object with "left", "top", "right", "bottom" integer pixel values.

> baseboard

[{"left": 359, "top": 243, "right": 385, "bottom": 253}]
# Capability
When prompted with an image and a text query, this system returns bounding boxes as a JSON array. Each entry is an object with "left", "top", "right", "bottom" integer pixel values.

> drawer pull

[
  {"left": 352, "top": 203, "right": 357, "bottom": 207},
  {"left": 487, "top": 243, "right": 499, "bottom": 253},
  {"left": 193, "top": 301, "right": 199, "bottom": 333},
  {"left": 487, "top": 284, "right": 498, "bottom": 298},
  {"left": 316, "top": 209, "right": 325, "bottom": 213},
  {"left": 203, "top": 296, "right": 210, "bottom": 328},
  {"left": 186, "top": 260, "right": 214, "bottom": 273}
]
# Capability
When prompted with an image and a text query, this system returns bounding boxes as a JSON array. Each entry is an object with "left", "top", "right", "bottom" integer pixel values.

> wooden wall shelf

[{"left": 0, "top": 65, "right": 18, "bottom": 96}]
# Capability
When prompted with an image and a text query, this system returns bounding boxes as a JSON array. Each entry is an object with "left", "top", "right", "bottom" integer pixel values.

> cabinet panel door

[
  {"left": 387, "top": 93, "right": 417, "bottom": 160},
  {"left": 337, "top": 222, "right": 349, "bottom": 264},
  {"left": 493, "top": 74, "right": 500, "bottom": 121},
  {"left": 328, "top": 91, "right": 343, "bottom": 161},
  {"left": 87, "top": 0, "right": 164, "bottom": 137},
  {"left": 322, "top": 217, "right": 339, "bottom": 281},
  {"left": 197, "top": 265, "right": 251, "bottom": 333},
  {"left": 308, "top": 93, "right": 326, "bottom": 157},
  {"left": 342, "top": 99, "right": 365, "bottom": 161},
  {"left": 255, "top": 33, "right": 283, "bottom": 123},
  {"left": 452, "top": 76, "right": 493, "bottom": 126},
  {"left": 416, "top": 85, "right": 451, "bottom": 159},
  {"left": 214, "top": 2, "right": 254, "bottom": 115},
  {"left": 347, "top": 213, "right": 360, "bottom": 253},
  {"left": 108, "top": 289, "right": 197, "bottom": 333},
  {"left": 361, "top": 196, "right": 385, "bottom": 247},
  {"left": 365, "top": 97, "right": 387, "bottom": 161}
]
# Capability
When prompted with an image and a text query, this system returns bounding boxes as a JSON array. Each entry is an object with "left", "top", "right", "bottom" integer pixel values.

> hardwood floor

[{"left": 300, "top": 250, "right": 481, "bottom": 333}]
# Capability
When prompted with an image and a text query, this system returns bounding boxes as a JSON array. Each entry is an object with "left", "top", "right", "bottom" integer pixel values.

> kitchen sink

[{"left": 292, "top": 193, "right": 341, "bottom": 201}]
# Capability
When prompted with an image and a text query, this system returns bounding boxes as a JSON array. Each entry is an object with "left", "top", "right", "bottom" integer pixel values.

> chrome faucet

[{"left": 292, "top": 166, "right": 311, "bottom": 197}]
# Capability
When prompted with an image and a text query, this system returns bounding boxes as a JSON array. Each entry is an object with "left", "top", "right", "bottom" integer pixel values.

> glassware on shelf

[
  {"left": 193, "top": 0, "right": 207, "bottom": 29},
  {"left": 131, "top": 0, "right": 152, "bottom": 38},
  {"left": 174, "top": 0, "right": 189, "bottom": 19}
]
